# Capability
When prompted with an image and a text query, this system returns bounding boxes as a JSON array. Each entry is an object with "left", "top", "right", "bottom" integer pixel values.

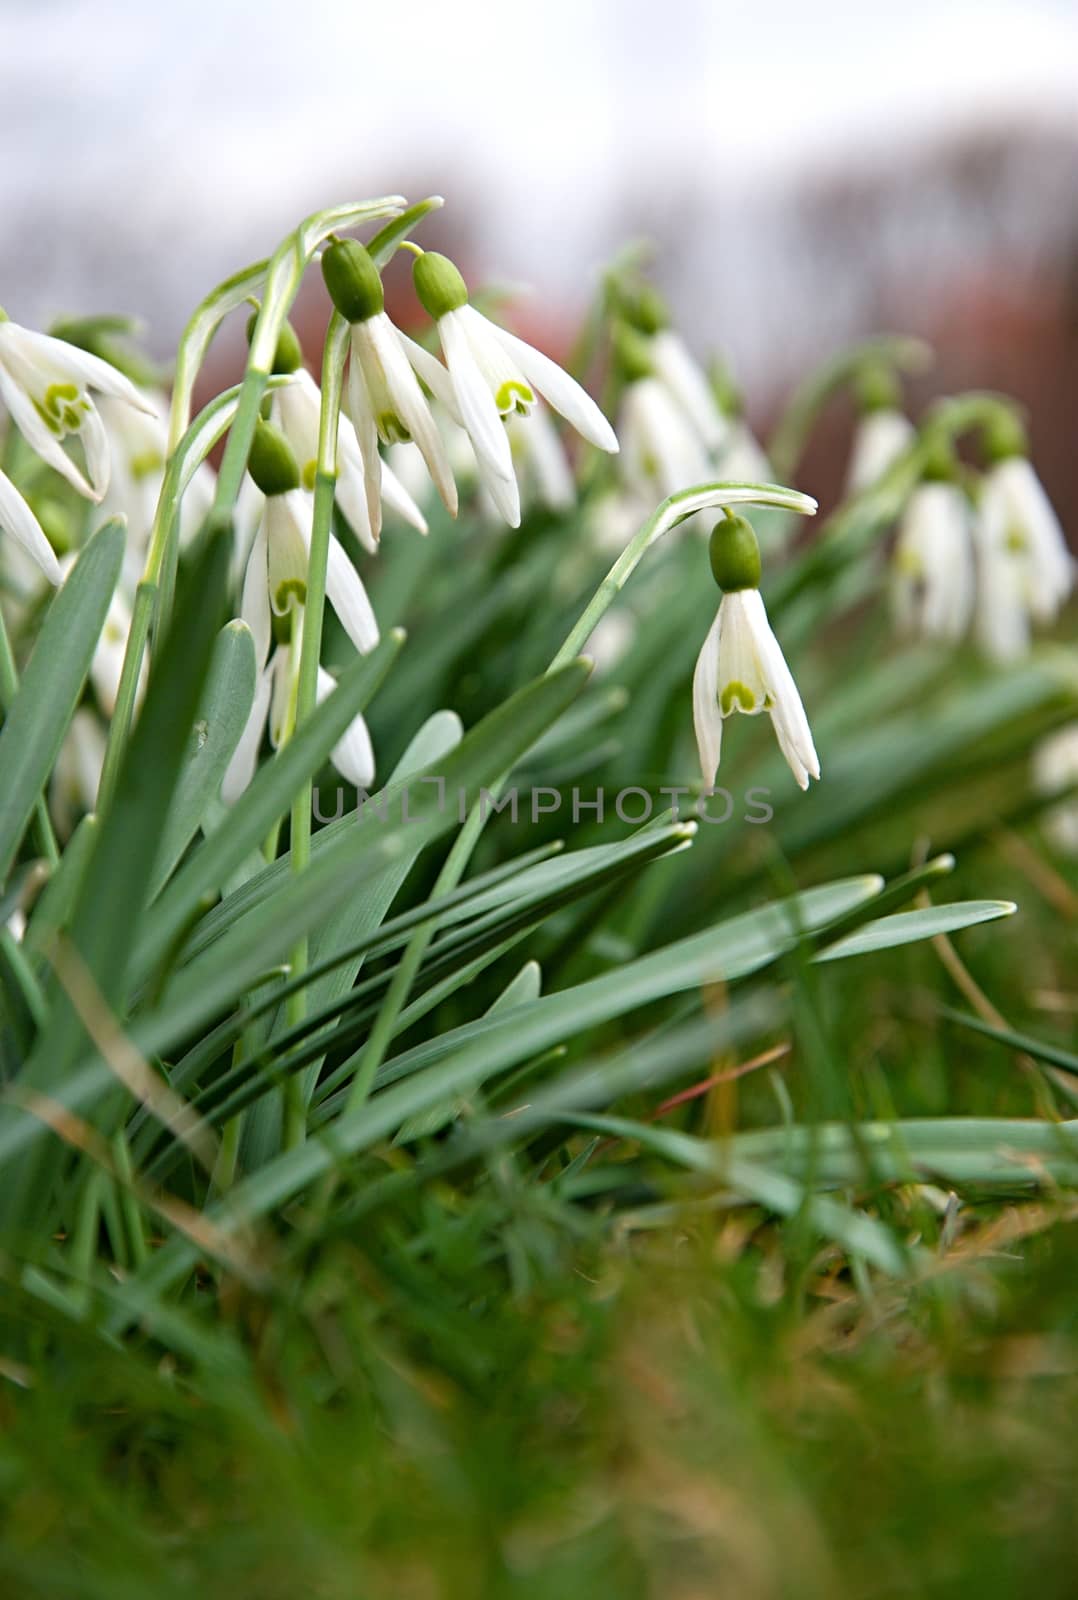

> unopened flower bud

[
  {"left": 321, "top": 239, "right": 384, "bottom": 324},
  {"left": 412, "top": 252, "right": 469, "bottom": 320},
  {"left": 612, "top": 320, "right": 655, "bottom": 385},
  {"left": 248, "top": 314, "right": 304, "bottom": 375},
  {"left": 855, "top": 362, "right": 902, "bottom": 414},
  {"left": 981, "top": 407, "right": 1028, "bottom": 466},
  {"left": 248, "top": 419, "right": 300, "bottom": 497},
  {"left": 611, "top": 280, "right": 668, "bottom": 337},
  {"left": 708, "top": 511, "right": 761, "bottom": 592}
]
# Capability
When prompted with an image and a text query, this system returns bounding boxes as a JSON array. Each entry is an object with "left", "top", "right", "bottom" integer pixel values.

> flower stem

[
  {"left": 342, "top": 480, "right": 815, "bottom": 1117},
  {"left": 280, "top": 316, "right": 349, "bottom": 1151}
]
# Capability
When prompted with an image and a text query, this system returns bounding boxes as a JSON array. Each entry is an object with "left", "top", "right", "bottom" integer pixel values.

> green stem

[
  {"left": 281, "top": 315, "right": 350, "bottom": 1151},
  {"left": 0, "top": 603, "right": 59, "bottom": 867},
  {"left": 342, "top": 479, "right": 816, "bottom": 1117}
]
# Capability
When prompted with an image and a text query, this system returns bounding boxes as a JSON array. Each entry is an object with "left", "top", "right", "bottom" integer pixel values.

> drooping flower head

[
  {"left": 224, "top": 419, "right": 379, "bottom": 803},
  {"left": 974, "top": 415, "right": 1074, "bottom": 663},
  {"left": 0, "top": 311, "right": 156, "bottom": 502},
  {"left": 253, "top": 316, "right": 428, "bottom": 554},
  {"left": 692, "top": 511, "right": 819, "bottom": 791},
  {"left": 322, "top": 240, "right": 458, "bottom": 542},
  {"left": 844, "top": 366, "right": 917, "bottom": 498},
  {"left": 892, "top": 450, "right": 975, "bottom": 643},
  {"left": 410, "top": 250, "right": 618, "bottom": 527}
]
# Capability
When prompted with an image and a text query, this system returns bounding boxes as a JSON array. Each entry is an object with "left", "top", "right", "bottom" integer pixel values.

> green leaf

[
  {"left": 149, "top": 622, "right": 256, "bottom": 899},
  {"left": 136, "top": 629, "right": 405, "bottom": 981},
  {"left": 0, "top": 519, "right": 124, "bottom": 884},
  {"left": 814, "top": 900, "right": 1016, "bottom": 962},
  {"left": 134, "top": 659, "right": 594, "bottom": 1054},
  {"left": 367, "top": 196, "right": 444, "bottom": 267}
]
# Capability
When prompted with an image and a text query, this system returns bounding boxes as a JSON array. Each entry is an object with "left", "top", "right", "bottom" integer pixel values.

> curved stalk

[
  {"left": 281, "top": 314, "right": 350, "bottom": 1149},
  {"left": 342, "top": 480, "right": 818, "bottom": 1116}
]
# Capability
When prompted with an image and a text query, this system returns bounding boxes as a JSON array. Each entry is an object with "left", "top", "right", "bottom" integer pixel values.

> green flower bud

[
  {"left": 708, "top": 511, "right": 761, "bottom": 592},
  {"left": 321, "top": 239, "right": 384, "bottom": 324},
  {"left": 247, "top": 314, "right": 304, "bottom": 375},
  {"left": 855, "top": 362, "right": 902, "bottom": 414},
  {"left": 980, "top": 406, "right": 1028, "bottom": 466},
  {"left": 248, "top": 419, "right": 300, "bottom": 497},
  {"left": 412, "top": 251, "right": 469, "bottom": 320},
  {"left": 920, "top": 433, "right": 959, "bottom": 484},
  {"left": 610, "top": 279, "right": 669, "bottom": 336},
  {"left": 612, "top": 320, "right": 655, "bottom": 385},
  {"left": 0, "top": 307, "right": 8, "bottom": 323}
]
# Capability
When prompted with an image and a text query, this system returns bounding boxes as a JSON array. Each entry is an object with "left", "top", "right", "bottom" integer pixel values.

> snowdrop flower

[
  {"left": 0, "top": 312, "right": 155, "bottom": 501},
  {"left": 95, "top": 389, "right": 215, "bottom": 578},
  {"left": 609, "top": 278, "right": 726, "bottom": 451},
  {"left": 225, "top": 421, "right": 378, "bottom": 802},
  {"left": 619, "top": 376, "right": 711, "bottom": 504},
  {"left": 649, "top": 328, "right": 727, "bottom": 452},
  {"left": 974, "top": 453, "right": 1073, "bottom": 662},
  {"left": 1032, "top": 724, "right": 1078, "bottom": 857},
  {"left": 0, "top": 466, "right": 61, "bottom": 584},
  {"left": 844, "top": 408, "right": 916, "bottom": 497},
  {"left": 409, "top": 250, "right": 617, "bottom": 528},
  {"left": 321, "top": 240, "right": 457, "bottom": 542},
  {"left": 241, "top": 420, "right": 379, "bottom": 664},
  {"left": 692, "top": 512, "right": 819, "bottom": 791},
  {"left": 612, "top": 323, "right": 709, "bottom": 506},
  {"left": 892, "top": 479, "right": 975, "bottom": 642},
  {"left": 264, "top": 323, "right": 427, "bottom": 551}
]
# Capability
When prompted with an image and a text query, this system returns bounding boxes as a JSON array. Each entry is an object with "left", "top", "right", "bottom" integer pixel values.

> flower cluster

[{"left": 845, "top": 404, "right": 1074, "bottom": 661}]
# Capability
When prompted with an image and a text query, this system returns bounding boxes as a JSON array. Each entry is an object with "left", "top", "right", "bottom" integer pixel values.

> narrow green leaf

[
  {"left": 0, "top": 520, "right": 124, "bottom": 884},
  {"left": 815, "top": 900, "right": 1016, "bottom": 962},
  {"left": 149, "top": 622, "right": 256, "bottom": 898}
]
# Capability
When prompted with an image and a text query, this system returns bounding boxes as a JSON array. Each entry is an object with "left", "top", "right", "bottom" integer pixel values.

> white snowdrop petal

[
  {"left": 0, "top": 467, "right": 61, "bottom": 584},
  {"left": 651, "top": 330, "right": 726, "bottom": 451},
  {"left": 692, "top": 606, "right": 725, "bottom": 785},
  {"left": 80, "top": 402, "right": 112, "bottom": 501},
  {"left": 317, "top": 665, "right": 376, "bottom": 787},
  {"left": 367, "top": 316, "right": 458, "bottom": 518},
  {"left": 844, "top": 409, "right": 916, "bottom": 497},
  {"left": 741, "top": 590, "right": 820, "bottom": 787},
  {"left": 240, "top": 523, "right": 272, "bottom": 669},
  {"left": 398, "top": 331, "right": 463, "bottom": 423},
  {"left": 325, "top": 531, "right": 380, "bottom": 655},
  {"left": 222, "top": 665, "right": 273, "bottom": 804},
  {"left": 28, "top": 333, "right": 156, "bottom": 415},
  {"left": 490, "top": 324, "right": 619, "bottom": 453},
  {"left": 0, "top": 362, "right": 94, "bottom": 497},
  {"left": 348, "top": 332, "right": 386, "bottom": 543},
  {"left": 440, "top": 310, "right": 519, "bottom": 526}
]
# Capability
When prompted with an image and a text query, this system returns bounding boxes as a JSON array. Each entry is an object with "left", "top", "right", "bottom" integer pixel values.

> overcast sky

[{"left": 3, "top": 0, "right": 1077, "bottom": 367}]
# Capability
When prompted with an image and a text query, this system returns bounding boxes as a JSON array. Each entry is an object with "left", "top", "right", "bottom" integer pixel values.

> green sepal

[
  {"left": 980, "top": 405, "right": 1028, "bottom": 466},
  {"left": 321, "top": 239, "right": 384, "bottom": 324},
  {"left": 709, "top": 511, "right": 761, "bottom": 592},
  {"left": 609, "top": 277, "right": 668, "bottom": 336},
  {"left": 611, "top": 321, "right": 655, "bottom": 384},
  {"left": 854, "top": 362, "right": 903, "bottom": 414},
  {"left": 412, "top": 252, "right": 469, "bottom": 320},
  {"left": 248, "top": 314, "right": 304, "bottom": 375},
  {"left": 248, "top": 419, "right": 300, "bottom": 497}
]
